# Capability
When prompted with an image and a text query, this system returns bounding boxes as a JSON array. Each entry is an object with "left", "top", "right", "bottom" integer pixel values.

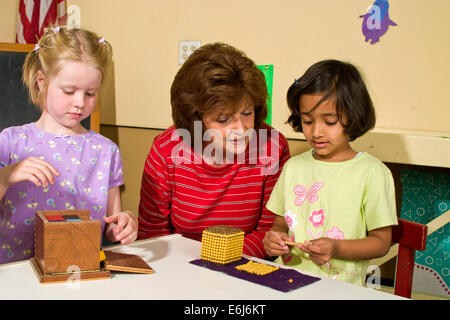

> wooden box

[{"left": 32, "top": 210, "right": 107, "bottom": 281}]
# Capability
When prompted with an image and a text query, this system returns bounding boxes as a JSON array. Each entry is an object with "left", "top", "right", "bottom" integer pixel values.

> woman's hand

[{"left": 103, "top": 210, "right": 138, "bottom": 244}]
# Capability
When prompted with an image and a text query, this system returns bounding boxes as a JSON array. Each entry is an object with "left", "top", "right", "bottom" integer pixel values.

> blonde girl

[{"left": 0, "top": 26, "right": 137, "bottom": 264}]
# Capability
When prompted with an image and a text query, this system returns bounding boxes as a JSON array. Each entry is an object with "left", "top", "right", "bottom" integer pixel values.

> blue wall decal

[{"left": 360, "top": 0, "right": 397, "bottom": 44}]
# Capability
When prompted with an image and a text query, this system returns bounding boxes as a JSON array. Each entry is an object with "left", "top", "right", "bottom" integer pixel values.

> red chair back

[{"left": 392, "top": 218, "right": 428, "bottom": 298}]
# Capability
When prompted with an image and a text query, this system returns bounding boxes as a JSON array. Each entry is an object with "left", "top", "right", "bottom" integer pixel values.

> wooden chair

[
  {"left": 0, "top": 42, "right": 100, "bottom": 133},
  {"left": 391, "top": 218, "right": 428, "bottom": 298}
]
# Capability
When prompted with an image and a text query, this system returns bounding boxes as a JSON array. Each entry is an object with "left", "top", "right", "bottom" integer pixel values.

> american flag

[{"left": 16, "top": 0, "right": 67, "bottom": 44}]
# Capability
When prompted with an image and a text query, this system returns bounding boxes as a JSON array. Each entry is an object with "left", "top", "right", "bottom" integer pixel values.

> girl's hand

[
  {"left": 263, "top": 230, "right": 291, "bottom": 257},
  {"left": 0, "top": 156, "right": 59, "bottom": 187},
  {"left": 297, "top": 238, "right": 337, "bottom": 265},
  {"left": 103, "top": 210, "right": 138, "bottom": 244}
]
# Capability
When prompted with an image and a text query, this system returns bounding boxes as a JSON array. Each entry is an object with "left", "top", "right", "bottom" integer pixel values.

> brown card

[{"left": 103, "top": 250, "right": 154, "bottom": 274}]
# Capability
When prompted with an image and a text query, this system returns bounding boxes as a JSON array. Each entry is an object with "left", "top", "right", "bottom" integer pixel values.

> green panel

[{"left": 257, "top": 65, "right": 273, "bottom": 126}]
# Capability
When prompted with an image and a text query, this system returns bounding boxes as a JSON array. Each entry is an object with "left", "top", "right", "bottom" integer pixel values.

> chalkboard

[{"left": 0, "top": 48, "right": 90, "bottom": 132}]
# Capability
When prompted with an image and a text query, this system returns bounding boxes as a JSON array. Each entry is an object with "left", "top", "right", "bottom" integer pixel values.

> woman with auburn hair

[{"left": 138, "top": 43, "right": 290, "bottom": 258}]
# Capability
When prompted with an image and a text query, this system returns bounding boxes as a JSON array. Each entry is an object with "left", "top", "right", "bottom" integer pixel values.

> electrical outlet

[{"left": 179, "top": 40, "right": 201, "bottom": 65}]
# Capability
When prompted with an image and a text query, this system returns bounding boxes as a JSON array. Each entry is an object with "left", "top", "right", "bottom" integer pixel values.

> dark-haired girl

[{"left": 263, "top": 60, "right": 397, "bottom": 285}]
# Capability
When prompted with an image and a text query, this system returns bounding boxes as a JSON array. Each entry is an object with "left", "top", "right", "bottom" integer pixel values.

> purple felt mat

[{"left": 190, "top": 258, "right": 320, "bottom": 292}]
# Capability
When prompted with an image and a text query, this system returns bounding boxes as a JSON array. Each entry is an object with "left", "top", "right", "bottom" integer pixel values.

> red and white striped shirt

[{"left": 138, "top": 123, "right": 290, "bottom": 258}]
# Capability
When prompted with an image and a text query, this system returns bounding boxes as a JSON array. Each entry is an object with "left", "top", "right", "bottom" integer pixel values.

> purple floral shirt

[{"left": 0, "top": 123, "right": 123, "bottom": 264}]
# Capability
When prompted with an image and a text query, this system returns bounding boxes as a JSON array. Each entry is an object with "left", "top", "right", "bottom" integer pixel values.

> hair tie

[
  {"left": 51, "top": 26, "right": 60, "bottom": 34},
  {"left": 33, "top": 43, "right": 40, "bottom": 52},
  {"left": 98, "top": 37, "right": 106, "bottom": 44}
]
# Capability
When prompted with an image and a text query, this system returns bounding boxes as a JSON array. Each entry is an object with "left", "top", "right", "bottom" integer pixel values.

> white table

[{"left": 0, "top": 234, "right": 405, "bottom": 300}]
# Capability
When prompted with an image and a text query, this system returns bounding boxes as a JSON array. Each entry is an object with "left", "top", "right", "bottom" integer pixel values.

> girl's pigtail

[{"left": 22, "top": 40, "right": 44, "bottom": 106}]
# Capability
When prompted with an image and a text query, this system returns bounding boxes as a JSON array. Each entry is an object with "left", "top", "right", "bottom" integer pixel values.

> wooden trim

[
  {"left": 426, "top": 210, "right": 449, "bottom": 235},
  {"left": 287, "top": 129, "right": 450, "bottom": 168},
  {"left": 369, "top": 243, "right": 399, "bottom": 267},
  {"left": 0, "top": 42, "right": 34, "bottom": 52},
  {"left": 90, "top": 96, "right": 101, "bottom": 133}
]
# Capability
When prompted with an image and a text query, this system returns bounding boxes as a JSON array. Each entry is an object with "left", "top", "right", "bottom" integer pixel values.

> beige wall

[
  {"left": 2, "top": 1, "right": 449, "bottom": 164},
  {"left": 4, "top": 0, "right": 450, "bottom": 135},
  {"left": 1, "top": 0, "right": 449, "bottom": 213},
  {"left": 69, "top": 0, "right": 450, "bottom": 168},
  {"left": 63, "top": 0, "right": 450, "bottom": 137},
  {"left": 0, "top": 1, "right": 18, "bottom": 42}
]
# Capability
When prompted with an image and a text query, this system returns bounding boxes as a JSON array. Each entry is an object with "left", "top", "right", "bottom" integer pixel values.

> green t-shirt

[{"left": 266, "top": 150, "right": 398, "bottom": 286}]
